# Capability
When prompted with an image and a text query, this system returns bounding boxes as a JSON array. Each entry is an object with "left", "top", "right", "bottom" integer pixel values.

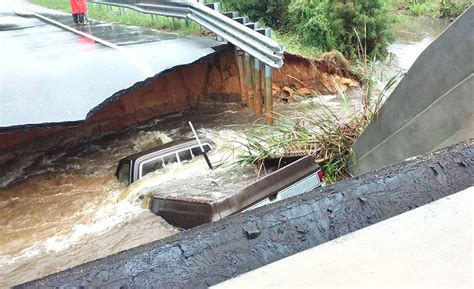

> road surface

[{"left": 0, "top": 1, "right": 221, "bottom": 127}]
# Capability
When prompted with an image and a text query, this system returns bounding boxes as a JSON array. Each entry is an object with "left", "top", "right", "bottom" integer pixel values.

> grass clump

[
  {"left": 236, "top": 42, "right": 403, "bottom": 183},
  {"left": 391, "top": 0, "right": 471, "bottom": 17},
  {"left": 29, "top": 0, "right": 202, "bottom": 35}
]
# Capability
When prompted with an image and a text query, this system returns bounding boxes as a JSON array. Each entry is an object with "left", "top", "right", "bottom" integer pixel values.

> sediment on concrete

[{"left": 19, "top": 139, "right": 474, "bottom": 288}]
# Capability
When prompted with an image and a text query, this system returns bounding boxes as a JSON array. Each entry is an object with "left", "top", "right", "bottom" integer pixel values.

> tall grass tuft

[{"left": 235, "top": 29, "right": 403, "bottom": 183}]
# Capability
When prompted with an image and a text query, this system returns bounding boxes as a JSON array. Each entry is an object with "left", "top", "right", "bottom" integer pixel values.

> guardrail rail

[
  {"left": 88, "top": 0, "right": 282, "bottom": 123},
  {"left": 88, "top": 0, "right": 283, "bottom": 68}
]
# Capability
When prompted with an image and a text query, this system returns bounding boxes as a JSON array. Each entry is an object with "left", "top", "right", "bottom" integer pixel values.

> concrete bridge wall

[{"left": 350, "top": 6, "right": 474, "bottom": 175}]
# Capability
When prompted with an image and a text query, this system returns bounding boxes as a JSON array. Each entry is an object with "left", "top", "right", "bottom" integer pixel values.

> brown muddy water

[{"left": 0, "top": 16, "right": 449, "bottom": 287}]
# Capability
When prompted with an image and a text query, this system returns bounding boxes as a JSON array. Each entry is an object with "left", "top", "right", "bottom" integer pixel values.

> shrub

[
  {"left": 289, "top": 0, "right": 395, "bottom": 60},
  {"left": 392, "top": 0, "right": 471, "bottom": 17},
  {"left": 439, "top": 0, "right": 471, "bottom": 17},
  {"left": 218, "top": 0, "right": 291, "bottom": 29}
]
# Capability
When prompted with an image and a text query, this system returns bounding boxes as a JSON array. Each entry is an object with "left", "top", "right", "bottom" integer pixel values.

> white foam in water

[
  {"left": 3, "top": 189, "right": 145, "bottom": 264},
  {"left": 44, "top": 201, "right": 144, "bottom": 252},
  {"left": 132, "top": 131, "right": 172, "bottom": 151},
  {"left": 389, "top": 37, "right": 435, "bottom": 70}
]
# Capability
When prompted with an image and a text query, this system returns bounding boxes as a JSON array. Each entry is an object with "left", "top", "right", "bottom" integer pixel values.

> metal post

[
  {"left": 263, "top": 28, "right": 274, "bottom": 124},
  {"left": 253, "top": 58, "right": 263, "bottom": 115},
  {"left": 244, "top": 52, "right": 254, "bottom": 111},
  {"left": 251, "top": 22, "right": 262, "bottom": 115},
  {"left": 119, "top": 7, "right": 124, "bottom": 15},
  {"left": 107, "top": 5, "right": 112, "bottom": 13},
  {"left": 264, "top": 64, "right": 273, "bottom": 123},
  {"left": 214, "top": 3, "right": 224, "bottom": 42},
  {"left": 235, "top": 48, "right": 247, "bottom": 106}
]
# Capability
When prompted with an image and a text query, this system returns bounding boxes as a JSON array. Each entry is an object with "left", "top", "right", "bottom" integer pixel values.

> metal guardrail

[{"left": 87, "top": 0, "right": 284, "bottom": 68}]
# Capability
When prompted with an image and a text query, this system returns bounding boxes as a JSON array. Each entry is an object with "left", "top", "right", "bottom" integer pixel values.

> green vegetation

[
  {"left": 236, "top": 53, "right": 403, "bottom": 183},
  {"left": 391, "top": 0, "right": 471, "bottom": 17},
  {"left": 220, "top": 0, "right": 395, "bottom": 60},
  {"left": 29, "top": 0, "right": 202, "bottom": 35},
  {"left": 218, "top": 0, "right": 291, "bottom": 29}
]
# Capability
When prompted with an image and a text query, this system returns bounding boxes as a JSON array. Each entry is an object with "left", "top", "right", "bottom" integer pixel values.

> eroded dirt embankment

[
  {"left": 19, "top": 139, "right": 474, "bottom": 288},
  {"left": 0, "top": 46, "right": 357, "bottom": 165}
]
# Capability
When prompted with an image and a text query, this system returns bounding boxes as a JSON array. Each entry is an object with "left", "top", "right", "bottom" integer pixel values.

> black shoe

[
  {"left": 78, "top": 13, "right": 85, "bottom": 25},
  {"left": 72, "top": 14, "right": 79, "bottom": 24}
]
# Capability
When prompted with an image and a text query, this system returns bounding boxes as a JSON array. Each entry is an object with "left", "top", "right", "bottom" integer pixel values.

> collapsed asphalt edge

[
  {"left": 18, "top": 139, "right": 474, "bottom": 288},
  {"left": 0, "top": 43, "right": 230, "bottom": 133}
]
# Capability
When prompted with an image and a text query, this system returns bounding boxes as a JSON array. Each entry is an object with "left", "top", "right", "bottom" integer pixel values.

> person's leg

[
  {"left": 72, "top": 13, "right": 79, "bottom": 24},
  {"left": 78, "top": 13, "right": 85, "bottom": 24}
]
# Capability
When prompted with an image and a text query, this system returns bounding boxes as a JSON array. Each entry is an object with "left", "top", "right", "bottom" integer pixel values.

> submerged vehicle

[
  {"left": 115, "top": 139, "right": 213, "bottom": 186},
  {"left": 116, "top": 139, "right": 323, "bottom": 229},
  {"left": 150, "top": 155, "right": 324, "bottom": 229}
]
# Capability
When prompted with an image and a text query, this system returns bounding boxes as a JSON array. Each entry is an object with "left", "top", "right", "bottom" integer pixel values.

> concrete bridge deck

[{"left": 0, "top": 1, "right": 221, "bottom": 128}]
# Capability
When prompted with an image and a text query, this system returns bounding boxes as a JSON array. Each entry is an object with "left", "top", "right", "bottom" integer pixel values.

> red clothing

[{"left": 70, "top": 0, "right": 88, "bottom": 14}]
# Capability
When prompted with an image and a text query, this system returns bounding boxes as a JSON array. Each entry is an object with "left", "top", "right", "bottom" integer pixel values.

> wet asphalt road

[{"left": 0, "top": 1, "right": 221, "bottom": 127}]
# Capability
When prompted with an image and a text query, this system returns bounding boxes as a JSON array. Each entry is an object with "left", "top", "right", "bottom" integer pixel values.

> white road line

[{"left": 24, "top": 8, "right": 155, "bottom": 77}]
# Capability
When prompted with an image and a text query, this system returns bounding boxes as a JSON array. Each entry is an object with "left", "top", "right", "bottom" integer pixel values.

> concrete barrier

[
  {"left": 215, "top": 188, "right": 473, "bottom": 288},
  {"left": 350, "top": 6, "right": 474, "bottom": 175},
  {"left": 18, "top": 139, "right": 474, "bottom": 288}
]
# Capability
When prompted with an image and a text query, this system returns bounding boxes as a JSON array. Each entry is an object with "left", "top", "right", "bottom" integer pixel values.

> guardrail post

[
  {"left": 249, "top": 22, "right": 262, "bottom": 115},
  {"left": 106, "top": 4, "right": 112, "bottom": 13},
  {"left": 253, "top": 58, "right": 263, "bottom": 115},
  {"left": 214, "top": 3, "right": 224, "bottom": 42},
  {"left": 244, "top": 52, "right": 254, "bottom": 112},
  {"left": 235, "top": 48, "right": 247, "bottom": 106},
  {"left": 263, "top": 28, "right": 274, "bottom": 124},
  {"left": 230, "top": 15, "right": 253, "bottom": 112}
]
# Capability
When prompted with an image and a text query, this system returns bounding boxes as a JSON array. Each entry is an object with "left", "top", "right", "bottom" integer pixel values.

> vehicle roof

[
  {"left": 150, "top": 156, "right": 320, "bottom": 229},
  {"left": 118, "top": 138, "right": 213, "bottom": 163}
]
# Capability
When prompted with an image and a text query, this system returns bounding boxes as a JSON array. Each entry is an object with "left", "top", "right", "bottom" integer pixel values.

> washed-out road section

[{"left": 0, "top": 1, "right": 221, "bottom": 127}]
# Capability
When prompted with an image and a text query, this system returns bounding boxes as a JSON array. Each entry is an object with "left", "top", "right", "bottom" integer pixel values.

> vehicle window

[
  {"left": 162, "top": 153, "right": 178, "bottom": 166},
  {"left": 178, "top": 149, "right": 193, "bottom": 163},
  {"left": 118, "top": 163, "right": 131, "bottom": 186},
  {"left": 141, "top": 157, "right": 164, "bottom": 177}
]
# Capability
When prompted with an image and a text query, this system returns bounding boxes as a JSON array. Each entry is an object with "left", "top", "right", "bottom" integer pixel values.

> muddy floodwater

[
  {"left": 0, "top": 105, "right": 261, "bottom": 286},
  {"left": 0, "top": 15, "right": 449, "bottom": 287}
]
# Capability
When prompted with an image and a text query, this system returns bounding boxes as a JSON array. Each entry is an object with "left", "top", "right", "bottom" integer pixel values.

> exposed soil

[
  {"left": 18, "top": 139, "right": 473, "bottom": 288},
  {"left": 273, "top": 52, "right": 358, "bottom": 102}
]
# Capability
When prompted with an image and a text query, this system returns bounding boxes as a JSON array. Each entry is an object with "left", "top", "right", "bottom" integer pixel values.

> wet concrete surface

[
  {"left": 0, "top": 1, "right": 222, "bottom": 127},
  {"left": 216, "top": 187, "right": 473, "bottom": 288},
  {"left": 18, "top": 139, "right": 474, "bottom": 288}
]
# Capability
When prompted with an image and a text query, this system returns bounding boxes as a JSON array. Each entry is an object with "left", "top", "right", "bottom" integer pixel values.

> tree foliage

[
  {"left": 289, "top": 0, "right": 395, "bottom": 59},
  {"left": 218, "top": 0, "right": 395, "bottom": 60},
  {"left": 219, "top": 0, "right": 292, "bottom": 29}
]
